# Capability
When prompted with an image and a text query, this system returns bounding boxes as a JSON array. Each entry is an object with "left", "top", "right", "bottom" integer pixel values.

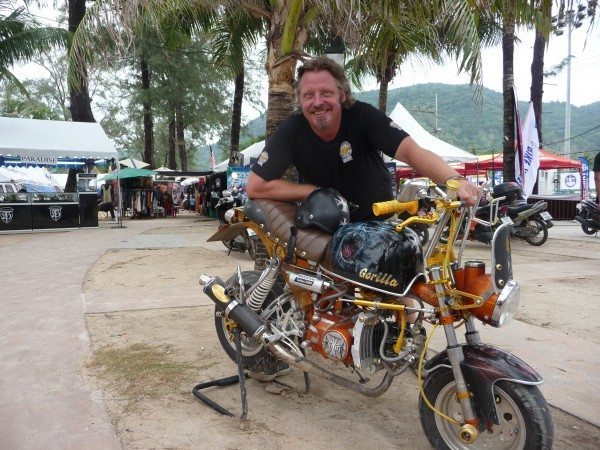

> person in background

[
  {"left": 593, "top": 152, "right": 600, "bottom": 204},
  {"left": 101, "top": 183, "right": 115, "bottom": 220},
  {"left": 247, "top": 56, "right": 480, "bottom": 222}
]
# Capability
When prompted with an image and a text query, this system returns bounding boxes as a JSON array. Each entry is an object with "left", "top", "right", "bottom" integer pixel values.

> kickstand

[
  {"left": 192, "top": 328, "right": 249, "bottom": 419},
  {"left": 301, "top": 347, "right": 310, "bottom": 394}
]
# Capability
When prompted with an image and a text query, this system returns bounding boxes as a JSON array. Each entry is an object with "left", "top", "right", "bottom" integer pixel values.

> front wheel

[
  {"left": 522, "top": 216, "right": 548, "bottom": 246},
  {"left": 419, "top": 368, "right": 553, "bottom": 450}
]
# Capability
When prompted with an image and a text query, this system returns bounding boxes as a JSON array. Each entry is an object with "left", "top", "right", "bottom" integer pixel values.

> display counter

[
  {"left": 31, "top": 193, "right": 79, "bottom": 230},
  {"left": 0, "top": 193, "right": 32, "bottom": 232},
  {"left": 0, "top": 193, "right": 90, "bottom": 233}
]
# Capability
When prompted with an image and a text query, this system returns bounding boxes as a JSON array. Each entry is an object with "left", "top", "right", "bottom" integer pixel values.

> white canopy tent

[
  {"left": 0, "top": 117, "right": 121, "bottom": 224},
  {"left": 0, "top": 117, "right": 116, "bottom": 159},
  {"left": 388, "top": 102, "right": 477, "bottom": 163},
  {"left": 213, "top": 140, "right": 265, "bottom": 172}
]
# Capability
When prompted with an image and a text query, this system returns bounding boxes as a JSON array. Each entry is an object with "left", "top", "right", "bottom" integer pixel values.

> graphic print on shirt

[
  {"left": 339, "top": 141, "right": 353, "bottom": 163},
  {"left": 390, "top": 121, "right": 403, "bottom": 131},
  {"left": 257, "top": 151, "right": 269, "bottom": 166}
]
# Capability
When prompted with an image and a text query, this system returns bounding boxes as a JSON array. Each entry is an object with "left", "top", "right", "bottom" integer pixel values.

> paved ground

[{"left": 0, "top": 215, "right": 598, "bottom": 448}]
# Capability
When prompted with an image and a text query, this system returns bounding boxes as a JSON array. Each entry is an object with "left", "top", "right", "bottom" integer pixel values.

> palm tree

[
  {"left": 0, "top": 0, "right": 69, "bottom": 94},
  {"left": 209, "top": 7, "right": 263, "bottom": 166}
]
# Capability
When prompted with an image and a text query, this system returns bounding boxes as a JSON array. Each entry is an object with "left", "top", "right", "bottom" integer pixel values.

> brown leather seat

[{"left": 245, "top": 199, "right": 332, "bottom": 263}]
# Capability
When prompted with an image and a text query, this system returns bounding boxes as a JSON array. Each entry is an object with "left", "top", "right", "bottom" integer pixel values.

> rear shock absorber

[{"left": 245, "top": 258, "right": 280, "bottom": 311}]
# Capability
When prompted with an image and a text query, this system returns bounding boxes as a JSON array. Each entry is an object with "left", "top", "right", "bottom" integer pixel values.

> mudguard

[
  {"left": 424, "top": 343, "right": 543, "bottom": 430},
  {"left": 491, "top": 223, "right": 512, "bottom": 292},
  {"left": 206, "top": 222, "right": 247, "bottom": 242}
]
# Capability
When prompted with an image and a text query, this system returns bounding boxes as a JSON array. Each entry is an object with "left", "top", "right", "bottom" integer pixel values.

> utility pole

[
  {"left": 552, "top": 0, "right": 595, "bottom": 157},
  {"left": 411, "top": 94, "right": 441, "bottom": 136}
]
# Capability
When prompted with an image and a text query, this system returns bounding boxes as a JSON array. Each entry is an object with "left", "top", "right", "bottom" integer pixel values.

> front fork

[{"left": 430, "top": 265, "right": 480, "bottom": 443}]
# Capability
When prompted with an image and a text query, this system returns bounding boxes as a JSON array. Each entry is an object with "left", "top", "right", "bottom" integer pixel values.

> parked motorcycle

[
  {"left": 574, "top": 198, "right": 600, "bottom": 235},
  {"left": 215, "top": 188, "right": 258, "bottom": 258},
  {"left": 450, "top": 182, "right": 552, "bottom": 246},
  {"left": 202, "top": 179, "right": 553, "bottom": 449}
]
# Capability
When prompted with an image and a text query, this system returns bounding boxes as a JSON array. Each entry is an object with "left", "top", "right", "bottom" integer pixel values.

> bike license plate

[
  {"left": 500, "top": 216, "right": 514, "bottom": 225},
  {"left": 540, "top": 211, "right": 553, "bottom": 221}
]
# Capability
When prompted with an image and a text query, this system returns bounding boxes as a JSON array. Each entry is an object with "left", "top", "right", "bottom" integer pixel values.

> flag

[
  {"left": 209, "top": 145, "right": 216, "bottom": 169},
  {"left": 519, "top": 102, "right": 540, "bottom": 199},
  {"left": 579, "top": 156, "right": 590, "bottom": 199}
]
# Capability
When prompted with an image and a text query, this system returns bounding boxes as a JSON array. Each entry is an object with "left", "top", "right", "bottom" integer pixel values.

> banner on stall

[
  {"left": 227, "top": 166, "right": 250, "bottom": 202},
  {"left": 20, "top": 155, "right": 58, "bottom": 165}
]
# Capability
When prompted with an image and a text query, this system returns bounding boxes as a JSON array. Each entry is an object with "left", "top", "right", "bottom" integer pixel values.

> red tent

[{"left": 464, "top": 149, "right": 581, "bottom": 174}]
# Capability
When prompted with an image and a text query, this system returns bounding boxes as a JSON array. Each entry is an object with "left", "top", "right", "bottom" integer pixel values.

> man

[
  {"left": 593, "top": 152, "right": 600, "bottom": 204},
  {"left": 247, "top": 56, "right": 480, "bottom": 219}
]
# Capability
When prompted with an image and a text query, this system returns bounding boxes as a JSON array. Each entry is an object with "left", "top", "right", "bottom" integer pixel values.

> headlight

[{"left": 490, "top": 279, "right": 520, "bottom": 327}]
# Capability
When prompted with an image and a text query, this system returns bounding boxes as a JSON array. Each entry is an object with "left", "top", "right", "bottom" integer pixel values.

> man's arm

[
  {"left": 394, "top": 136, "right": 481, "bottom": 205},
  {"left": 246, "top": 171, "right": 316, "bottom": 202}
]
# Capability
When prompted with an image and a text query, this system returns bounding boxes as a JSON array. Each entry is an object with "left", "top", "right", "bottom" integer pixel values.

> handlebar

[{"left": 372, "top": 200, "right": 419, "bottom": 216}]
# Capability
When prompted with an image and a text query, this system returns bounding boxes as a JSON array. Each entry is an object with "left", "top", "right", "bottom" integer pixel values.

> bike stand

[{"left": 192, "top": 328, "right": 249, "bottom": 419}]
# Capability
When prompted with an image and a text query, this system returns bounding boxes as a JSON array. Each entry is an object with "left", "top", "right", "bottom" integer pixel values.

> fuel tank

[{"left": 325, "top": 221, "right": 423, "bottom": 295}]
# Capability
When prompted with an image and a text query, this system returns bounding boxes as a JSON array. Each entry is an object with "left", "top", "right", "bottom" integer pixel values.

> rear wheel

[
  {"left": 523, "top": 216, "right": 548, "bottom": 246},
  {"left": 419, "top": 368, "right": 553, "bottom": 450},
  {"left": 214, "top": 271, "right": 285, "bottom": 372},
  {"left": 578, "top": 212, "right": 597, "bottom": 235}
]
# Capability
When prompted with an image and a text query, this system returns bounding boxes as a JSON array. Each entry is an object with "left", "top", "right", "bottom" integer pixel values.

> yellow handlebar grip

[{"left": 372, "top": 200, "right": 419, "bottom": 216}]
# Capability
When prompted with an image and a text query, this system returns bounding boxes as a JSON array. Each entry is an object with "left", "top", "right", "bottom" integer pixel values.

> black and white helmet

[{"left": 295, "top": 187, "right": 350, "bottom": 234}]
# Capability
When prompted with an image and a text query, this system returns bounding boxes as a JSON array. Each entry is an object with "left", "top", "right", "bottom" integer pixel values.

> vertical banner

[
  {"left": 520, "top": 102, "right": 540, "bottom": 199},
  {"left": 579, "top": 156, "right": 590, "bottom": 199}
]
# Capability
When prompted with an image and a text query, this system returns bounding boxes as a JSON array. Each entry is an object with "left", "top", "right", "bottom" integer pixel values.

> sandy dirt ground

[{"left": 81, "top": 219, "right": 600, "bottom": 449}]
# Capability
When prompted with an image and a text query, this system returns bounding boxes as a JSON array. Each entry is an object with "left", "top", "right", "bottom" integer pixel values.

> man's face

[{"left": 298, "top": 70, "right": 346, "bottom": 139}]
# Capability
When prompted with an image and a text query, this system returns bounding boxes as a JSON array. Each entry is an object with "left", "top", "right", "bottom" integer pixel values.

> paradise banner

[{"left": 516, "top": 103, "right": 540, "bottom": 199}]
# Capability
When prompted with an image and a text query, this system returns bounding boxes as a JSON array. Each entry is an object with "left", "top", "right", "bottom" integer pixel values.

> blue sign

[{"left": 579, "top": 157, "right": 589, "bottom": 199}]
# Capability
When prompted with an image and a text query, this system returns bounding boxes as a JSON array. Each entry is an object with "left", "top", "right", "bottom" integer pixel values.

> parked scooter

[
  {"left": 492, "top": 183, "right": 553, "bottom": 246},
  {"left": 215, "top": 188, "right": 258, "bottom": 257},
  {"left": 574, "top": 198, "right": 600, "bottom": 235}
]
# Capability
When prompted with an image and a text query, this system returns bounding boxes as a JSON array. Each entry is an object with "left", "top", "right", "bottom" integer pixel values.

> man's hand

[{"left": 456, "top": 179, "right": 482, "bottom": 207}]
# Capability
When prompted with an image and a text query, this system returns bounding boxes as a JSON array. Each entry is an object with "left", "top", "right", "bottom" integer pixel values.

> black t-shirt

[{"left": 251, "top": 101, "right": 409, "bottom": 221}]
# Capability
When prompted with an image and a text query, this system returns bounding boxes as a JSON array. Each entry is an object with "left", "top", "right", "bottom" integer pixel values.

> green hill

[{"left": 234, "top": 83, "right": 599, "bottom": 158}]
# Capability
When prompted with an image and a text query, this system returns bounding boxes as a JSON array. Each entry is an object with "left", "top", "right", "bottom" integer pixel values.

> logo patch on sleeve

[
  {"left": 339, "top": 141, "right": 353, "bottom": 163},
  {"left": 257, "top": 151, "right": 269, "bottom": 166}
]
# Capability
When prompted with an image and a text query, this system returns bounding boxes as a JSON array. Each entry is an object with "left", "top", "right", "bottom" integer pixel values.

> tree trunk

[
  {"left": 377, "top": 54, "right": 397, "bottom": 113},
  {"left": 229, "top": 68, "right": 244, "bottom": 167},
  {"left": 530, "top": 30, "right": 545, "bottom": 144},
  {"left": 502, "top": 17, "right": 516, "bottom": 183},
  {"left": 175, "top": 102, "right": 187, "bottom": 171},
  {"left": 167, "top": 115, "right": 177, "bottom": 169},
  {"left": 140, "top": 55, "right": 155, "bottom": 167},
  {"left": 68, "top": 0, "right": 95, "bottom": 122}
]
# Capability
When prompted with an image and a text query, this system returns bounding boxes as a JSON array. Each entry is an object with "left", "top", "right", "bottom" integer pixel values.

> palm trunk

[
  {"left": 68, "top": 0, "right": 95, "bottom": 122},
  {"left": 141, "top": 55, "right": 155, "bottom": 167},
  {"left": 502, "top": 17, "right": 516, "bottom": 183},
  {"left": 229, "top": 68, "right": 244, "bottom": 167},
  {"left": 530, "top": 31, "right": 545, "bottom": 144},
  {"left": 377, "top": 55, "right": 396, "bottom": 113}
]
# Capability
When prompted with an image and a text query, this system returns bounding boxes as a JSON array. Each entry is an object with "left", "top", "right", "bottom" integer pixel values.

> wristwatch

[{"left": 444, "top": 175, "right": 467, "bottom": 184}]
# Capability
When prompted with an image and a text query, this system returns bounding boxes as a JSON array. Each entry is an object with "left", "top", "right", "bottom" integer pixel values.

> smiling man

[{"left": 247, "top": 56, "right": 480, "bottom": 221}]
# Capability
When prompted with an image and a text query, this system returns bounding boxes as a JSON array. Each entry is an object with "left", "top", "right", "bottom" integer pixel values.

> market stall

[{"left": 0, "top": 117, "right": 117, "bottom": 233}]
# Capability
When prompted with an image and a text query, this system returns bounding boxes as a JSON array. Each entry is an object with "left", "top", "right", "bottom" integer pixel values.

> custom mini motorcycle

[{"left": 201, "top": 178, "right": 553, "bottom": 449}]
